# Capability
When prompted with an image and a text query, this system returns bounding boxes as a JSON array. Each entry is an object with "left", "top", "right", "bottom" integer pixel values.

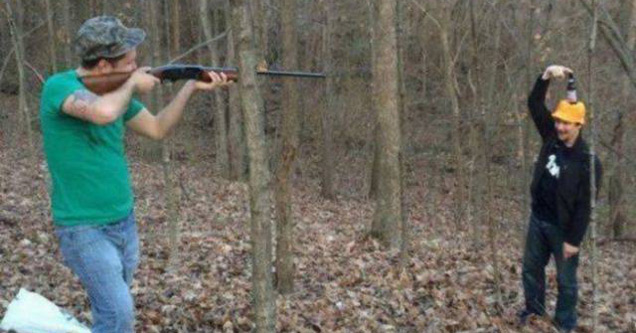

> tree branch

[
  {"left": 23, "top": 61, "right": 44, "bottom": 84},
  {"left": 409, "top": 0, "right": 442, "bottom": 31},
  {"left": 578, "top": 0, "right": 636, "bottom": 89},
  {"left": 168, "top": 31, "right": 229, "bottom": 64}
]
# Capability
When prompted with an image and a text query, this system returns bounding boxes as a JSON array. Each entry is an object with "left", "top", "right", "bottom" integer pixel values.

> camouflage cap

[{"left": 74, "top": 16, "right": 146, "bottom": 61}]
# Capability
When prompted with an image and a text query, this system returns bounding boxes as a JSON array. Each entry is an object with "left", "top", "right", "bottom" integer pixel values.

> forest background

[{"left": 0, "top": 0, "right": 635, "bottom": 332}]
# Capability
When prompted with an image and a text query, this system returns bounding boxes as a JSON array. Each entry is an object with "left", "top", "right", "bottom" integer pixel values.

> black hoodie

[{"left": 527, "top": 75, "right": 602, "bottom": 247}]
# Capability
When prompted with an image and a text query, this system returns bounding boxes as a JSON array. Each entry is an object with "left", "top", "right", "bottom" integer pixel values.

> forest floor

[{"left": 0, "top": 138, "right": 634, "bottom": 333}]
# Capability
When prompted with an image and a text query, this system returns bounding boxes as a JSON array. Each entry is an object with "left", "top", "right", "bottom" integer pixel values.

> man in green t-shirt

[{"left": 40, "top": 16, "right": 229, "bottom": 333}]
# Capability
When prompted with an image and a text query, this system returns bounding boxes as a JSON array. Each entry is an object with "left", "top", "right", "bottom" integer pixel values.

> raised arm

[
  {"left": 62, "top": 67, "right": 159, "bottom": 125},
  {"left": 528, "top": 75, "right": 553, "bottom": 140},
  {"left": 527, "top": 65, "right": 573, "bottom": 141}
]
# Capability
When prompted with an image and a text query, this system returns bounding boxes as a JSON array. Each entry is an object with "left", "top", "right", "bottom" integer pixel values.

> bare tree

[
  {"left": 587, "top": 0, "right": 600, "bottom": 329},
  {"left": 396, "top": 0, "right": 410, "bottom": 265},
  {"left": 366, "top": 0, "right": 380, "bottom": 200},
  {"left": 414, "top": 1, "right": 465, "bottom": 228},
  {"left": 274, "top": 0, "right": 300, "bottom": 294},
  {"left": 467, "top": 0, "right": 485, "bottom": 246},
  {"left": 608, "top": 0, "right": 636, "bottom": 238},
  {"left": 5, "top": 0, "right": 33, "bottom": 157},
  {"left": 520, "top": 0, "right": 536, "bottom": 238},
  {"left": 139, "top": 0, "right": 167, "bottom": 162},
  {"left": 225, "top": 0, "right": 246, "bottom": 181},
  {"left": 62, "top": 0, "right": 72, "bottom": 68},
  {"left": 232, "top": 0, "right": 276, "bottom": 330},
  {"left": 608, "top": 111, "right": 626, "bottom": 236},
  {"left": 158, "top": 0, "right": 181, "bottom": 267},
  {"left": 44, "top": 0, "right": 58, "bottom": 73},
  {"left": 517, "top": 1, "right": 557, "bottom": 239},
  {"left": 253, "top": 0, "right": 269, "bottom": 56},
  {"left": 200, "top": 0, "right": 230, "bottom": 179},
  {"left": 170, "top": 0, "right": 180, "bottom": 60},
  {"left": 146, "top": 0, "right": 165, "bottom": 112},
  {"left": 580, "top": 3, "right": 636, "bottom": 248},
  {"left": 485, "top": 8, "right": 504, "bottom": 312},
  {"left": 370, "top": 0, "right": 403, "bottom": 249},
  {"left": 579, "top": 0, "right": 636, "bottom": 89},
  {"left": 320, "top": 0, "right": 336, "bottom": 200}
]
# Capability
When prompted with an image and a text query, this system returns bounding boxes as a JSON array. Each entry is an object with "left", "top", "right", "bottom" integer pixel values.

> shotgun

[{"left": 80, "top": 64, "right": 326, "bottom": 95}]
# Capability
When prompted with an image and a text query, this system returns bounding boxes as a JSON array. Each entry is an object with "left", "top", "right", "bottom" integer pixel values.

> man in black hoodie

[{"left": 520, "top": 65, "right": 602, "bottom": 332}]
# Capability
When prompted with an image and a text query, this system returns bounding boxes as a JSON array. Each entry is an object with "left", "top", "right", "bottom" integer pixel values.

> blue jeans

[
  {"left": 55, "top": 211, "right": 139, "bottom": 333},
  {"left": 522, "top": 213, "right": 579, "bottom": 330}
]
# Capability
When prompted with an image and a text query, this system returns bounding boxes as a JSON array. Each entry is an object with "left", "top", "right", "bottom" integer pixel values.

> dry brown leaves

[{"left": 1, "top": 145, "right": 634, "bottom": 332}]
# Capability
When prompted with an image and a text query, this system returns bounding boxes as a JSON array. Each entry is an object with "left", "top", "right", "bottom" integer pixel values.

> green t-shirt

[{"left": 40, "top": 70, "right": 144, "bottom": 226}]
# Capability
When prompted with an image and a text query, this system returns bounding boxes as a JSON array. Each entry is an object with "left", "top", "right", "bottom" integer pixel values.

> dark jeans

[{"left": 522, "top": 213, "right": 579, "bottom": 330}]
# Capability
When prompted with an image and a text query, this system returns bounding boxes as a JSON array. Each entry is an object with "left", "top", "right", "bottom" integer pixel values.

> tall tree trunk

[
  {"left": 251, "top": 0, "right": 273, "bottom": 166},
  {"left": 192, "top": 0, "right": 204, "bottom": 65},
  {"left": 213, "top": 6, "right": 230, "bottom": 179},
  {"left": 6, "top": 0, "right": 33, "bottom": 157},
  {"left": 396, "top": 0, "right": 409, "bottom": 265},
  {"left": 587, "top": 1, "right": 600, "bottom": 329},
  {"left": 226, "top": 0, "right": 246, "bottom": 181},
  {"left": 320, "top": 0, "right": 336, "bottom": 200},
  {"left": 274, "top": 0, "right": 300, "bottom": 294},
  {"left": 170, "top": 0, "right": 180, "bottom": 59},
  {"left": 366, "top": 0, "right": 380, "bottom": 200},
  {"left": 141, "top": 0, "right": 166, "bottom": 162},
  {"left": 62, "top": 0, "right": 72, "bottom": 68},
  {"left": 232, "top": 0, "right": 276, "bottom": 330},
  {"left": 484, "top": 95, "right": 504, "bottom": 314},
  {"left": 253, "top": 0, "right": 269, "bottom": 58},
  {"left": 439, "top": 5, "right": 464, "bottom": 229},
  {"left": 608, "top": 112, "right": 625, "bottom": 236},
  {"left": 163, "top": 0, "right": 181, "bottom": 267},
  {"left": 370, "top": 0, "right": 403, "bottom": 249},
  {"left": 44, "top": 0, "right": 58, "bottom": 73},
  {"left": 485, "top": 8, "right": 504, "bottom": 312},
  {"left": 520, "top": 0, "right": 536, "bottom": 241},
  {"left": 467, "top": 0, "right": 484, "bottom": 247},
  {"left": 200, "top": 0, "right": 230, "bottom": 179},
  {"left": 610, "top": 0, "right": 636, "bottom": 238}
]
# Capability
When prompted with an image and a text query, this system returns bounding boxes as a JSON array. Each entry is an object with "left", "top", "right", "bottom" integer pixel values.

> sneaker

[{"left": 518, "top": 309, "right": 541, "bottom": 326}]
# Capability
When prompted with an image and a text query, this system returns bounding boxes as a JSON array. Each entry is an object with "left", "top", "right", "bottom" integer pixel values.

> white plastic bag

[{"left": 0, "top": 288, "right": 90, "bottom": 333}]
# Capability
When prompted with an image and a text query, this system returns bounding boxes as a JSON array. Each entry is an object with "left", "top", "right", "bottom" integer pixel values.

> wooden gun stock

[{"left": 80, "top": 71, "right": 137, "bottom": 95}]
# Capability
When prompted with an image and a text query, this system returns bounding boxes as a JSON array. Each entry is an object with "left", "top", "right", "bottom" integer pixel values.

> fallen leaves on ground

[{"left": 0, "top": 146, "right": 634, "bottom": 333}]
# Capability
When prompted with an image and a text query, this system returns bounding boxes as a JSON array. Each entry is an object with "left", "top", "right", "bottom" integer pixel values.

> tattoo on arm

[{"left": 62, "top": 89, "right": 99, "bottom": 121}]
